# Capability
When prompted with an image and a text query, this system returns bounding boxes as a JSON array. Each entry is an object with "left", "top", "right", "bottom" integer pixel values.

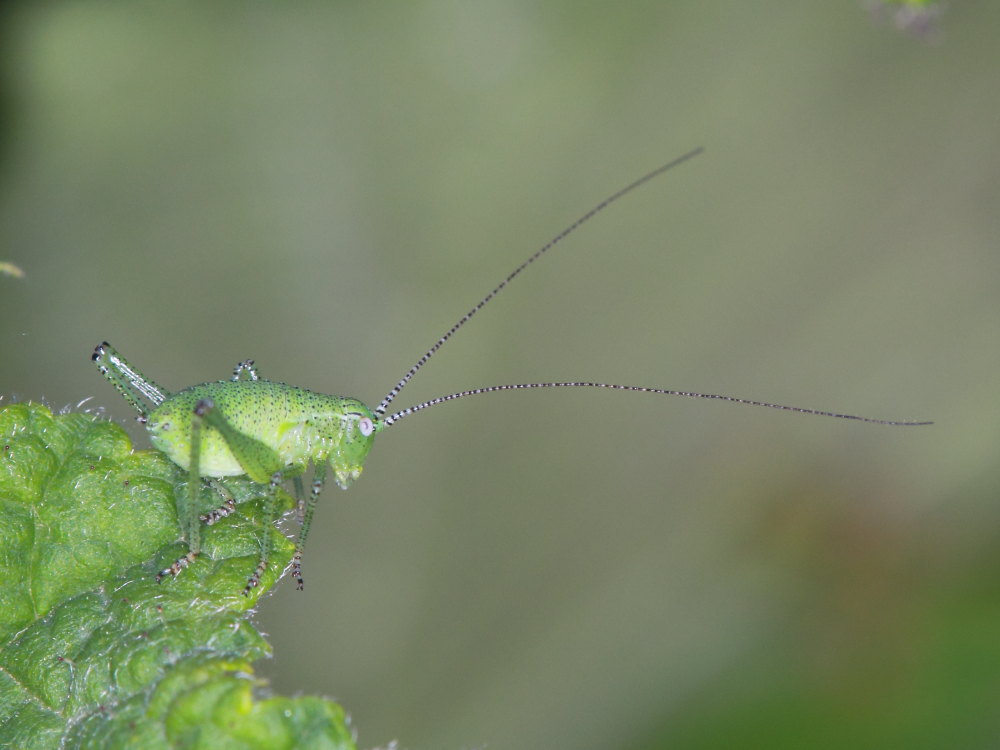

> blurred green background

[{"left": 2, "top": 2, "right": 999, "bottom": 748}]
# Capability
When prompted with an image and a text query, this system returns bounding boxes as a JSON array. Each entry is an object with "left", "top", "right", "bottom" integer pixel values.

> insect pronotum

[{"left": 92, "top": 147, "right": 930, "bottom": 595}]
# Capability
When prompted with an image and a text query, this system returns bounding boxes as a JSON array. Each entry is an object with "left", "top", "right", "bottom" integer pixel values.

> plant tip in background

[
  {"left": 864, "top": 0, "right": 945, "bottom": 40},
  {"left": 0, "top": 262, "right": 25, "bottom": 279}
]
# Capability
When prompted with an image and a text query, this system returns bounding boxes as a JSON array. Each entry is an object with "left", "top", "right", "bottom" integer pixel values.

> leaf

[{"left": 0, "top": 402, "right": 357, "bottom": 750}]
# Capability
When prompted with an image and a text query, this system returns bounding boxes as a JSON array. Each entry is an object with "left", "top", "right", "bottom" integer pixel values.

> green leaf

[{"left": 0, "top": 402, "right": 356, "bottom": 750}]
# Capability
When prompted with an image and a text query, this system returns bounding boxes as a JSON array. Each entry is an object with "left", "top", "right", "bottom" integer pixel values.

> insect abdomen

[{"left": 147, "top": 380, "right": 355, "bottom": 478}]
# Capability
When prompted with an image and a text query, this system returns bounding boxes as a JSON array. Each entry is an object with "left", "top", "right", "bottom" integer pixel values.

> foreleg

[{"left": 291, "top": 463, "right": 327, "bottom": 590}]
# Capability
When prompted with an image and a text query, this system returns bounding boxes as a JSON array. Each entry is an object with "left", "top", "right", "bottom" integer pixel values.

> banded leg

[
  {"left": 200, "top": 479, "right": 237, "bottom": 525},
  {"left": 292, "top": 463, "right": 327, "bottom": 590},
  {"left": 156, "top": 398, "right": 211, "bottom": 581},
  {"left": 91, "top": 342, "right": 169, "bottom": 419},
  {"left": 243, "top": 470, "right": 284, "bottom": 596}
]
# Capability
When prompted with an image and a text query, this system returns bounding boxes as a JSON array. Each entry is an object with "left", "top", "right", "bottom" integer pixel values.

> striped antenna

[
  {"left": 381, "top": 383, "right": 932, "bottom": 428},
  {"left": 374, "top": 147, "right": 705, "bottom": 417},
  {"left": 375, "top": 148, "right": 931, "bottom": 430}
]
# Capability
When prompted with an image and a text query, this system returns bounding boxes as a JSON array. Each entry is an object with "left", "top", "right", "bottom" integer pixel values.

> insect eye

[{"left": 358, "top": 416, "right": 374, "bottom": 436}]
